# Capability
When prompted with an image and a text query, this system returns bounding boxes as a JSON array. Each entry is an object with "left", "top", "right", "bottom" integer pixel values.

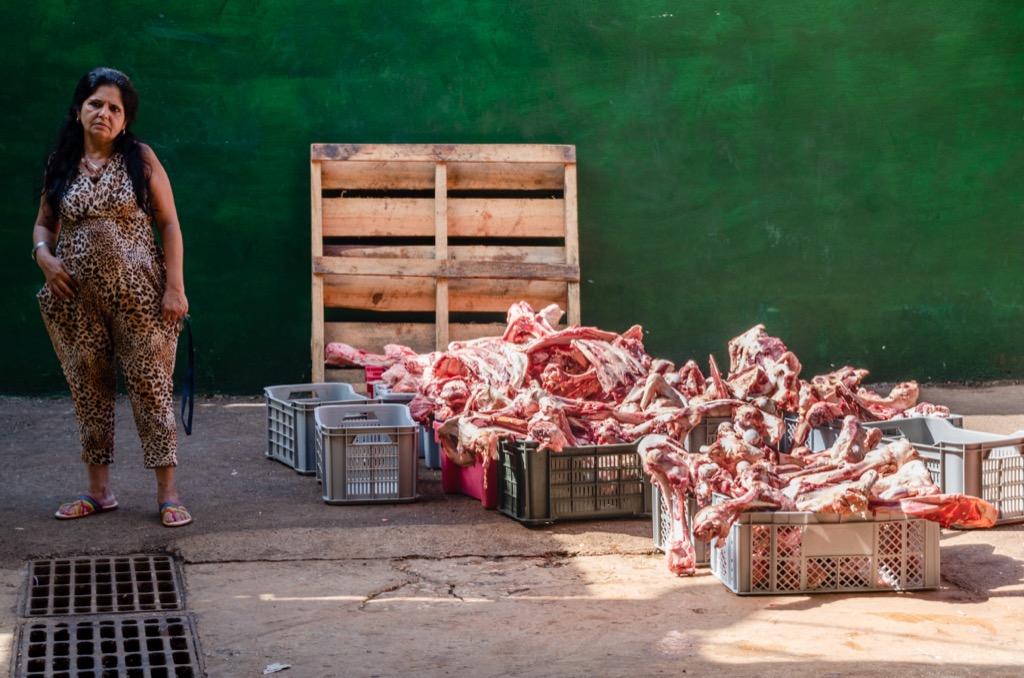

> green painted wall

[{"left": 3, "top": 1, "right": 1022, "bottom": 395}]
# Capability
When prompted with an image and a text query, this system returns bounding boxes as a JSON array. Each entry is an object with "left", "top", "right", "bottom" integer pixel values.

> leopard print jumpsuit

[{"left": 38, "top": 153, "right": 179, "bottom": 468}]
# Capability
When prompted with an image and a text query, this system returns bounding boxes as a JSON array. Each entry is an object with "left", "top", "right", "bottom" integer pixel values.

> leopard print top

[{"left": 53, "top": 153, "right": 165, "bottom": 288}]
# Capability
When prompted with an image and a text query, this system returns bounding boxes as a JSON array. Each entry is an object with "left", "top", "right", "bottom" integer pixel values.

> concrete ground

[{"left": 1, "top": 384, "right": 1023, "bottom": 676}]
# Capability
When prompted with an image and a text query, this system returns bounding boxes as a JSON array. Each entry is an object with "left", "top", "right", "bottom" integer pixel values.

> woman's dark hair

[{"left": 40, "top": 67, "right": 152, "bottom": 218}]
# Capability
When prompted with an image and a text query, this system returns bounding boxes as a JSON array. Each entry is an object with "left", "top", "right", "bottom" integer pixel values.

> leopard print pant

[{"left": 38, "top": 154, "right": 180, "bottom": 469}]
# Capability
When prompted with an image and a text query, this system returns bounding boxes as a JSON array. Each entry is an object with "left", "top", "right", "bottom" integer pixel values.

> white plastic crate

[
  {"left": 265, "top": 383, "right": 368, "bottom": 474},
  {"left": 710, "top": 510, "right": 940, "bottom": 595},
  {"left": 651, "top": 485, "right": 709, "bottom": 567},
  {"left": 315, "top": 404, "right": 418, "bottom": 504},
  {"left": 871, "top": 417, "right": 1024, "bottom": 524}
]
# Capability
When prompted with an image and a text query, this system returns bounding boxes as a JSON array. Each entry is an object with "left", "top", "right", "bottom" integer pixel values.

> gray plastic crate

[
  {"left": 315, "top": 404, "right": 418, "bottom": 504},
  {"left": 686, "top": 412, "right": 733, "bottom": 452},
  {"left": 265, "top": 383, "right": 368, "bottom": 474},
  {"left": 710, "top": 509, "right": 940, "bottom": 595},
  {"left": 497, "top": 440, "right": 650, "bottom": 525},
  {"left": 421, "top": 426, "right": 442, "bottom": 470},
  {"left": 651, "top": 485, "right": 709, "bottom": 567},
  {"left": 374, "top": 385, "right": 441, "bottom": 469},
  {"left": 871, "top": 417, "right": 1024, "bottom": 524},
  {"left": 780, "top": 413, "right": 964, "bottom": 453}
]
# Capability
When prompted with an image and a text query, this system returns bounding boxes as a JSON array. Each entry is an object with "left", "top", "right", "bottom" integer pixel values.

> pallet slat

[
  {"left": 323, "top": 244, "right": 571, "bottom": 264},
  {"left": 324, "top": 276, "right": 572, "bottom": 313},
  {"left": 322, "top": 197, "right": 567, "bottom": 238},
  {"left": 314, "top": 256, "right": 578, "bottom": 281},
  {"left": 325, "top": 321, "right": 509, "bottom": 355},
  {"left": 312, "top": 144, "right": 579, "bottom": 382},
  {"left": 312, "top": 143, "right": 576, "bottom": 163}
]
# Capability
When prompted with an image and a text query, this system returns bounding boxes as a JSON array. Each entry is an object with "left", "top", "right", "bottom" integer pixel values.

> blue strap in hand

[{"left": 180, "top": 315, "right": 194, "bottom": 435}]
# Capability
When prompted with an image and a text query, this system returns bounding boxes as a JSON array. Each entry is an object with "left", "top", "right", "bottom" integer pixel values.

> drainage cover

[
  {"left": 13, "top": 613, "right": 202, "bottom": 678},
  {"left": 25, "top": 556, "right": 184, "bottom": 617}
]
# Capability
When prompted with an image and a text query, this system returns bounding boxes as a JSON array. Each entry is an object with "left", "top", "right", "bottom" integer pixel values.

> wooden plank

[
  {"left": 311, "top": 159, "right": 325, "bottom": 382},
  {"left": 448, "top": 280, "right": 568, "bottom": 315},
  {"left": 320, "top": 160, "right": 435, "bottom": 190},
  {"left": 434, "top": 162, "right": 450, "bottom": 350},
  {"left": 447, "top": 162, "right": 565, "bottom": 190},
  {"left": 314, "top": 256, "right": 579, "bottom": 281},
  {"left": 324, "top": 321, "right": 511, "bottom": 354},
  {"left": 323, "top": 275, "right": 569, "bottom": 312},
  {"left": 564, "top": 163, "right": 581, "bottom": 325},
  {"left": 322, "top": 197, "right": 434, "bottom": 237},
  {"left": 312, "top": 143, "right": 575, "bottom": 164},
  {"left": 324, "top": 275, "right": 435, "bottom": 311},
  {"left": 450, "top": 322, "right": 508, "bottom": 342},
  {"left": 325, "top": 322, "right": 438, "bottom": 355},
  {"left": 323, "top": 244, "right": 569, "bottom": 265},
  {"left": 434, "top": 163, "right": 448, "bottom": 258},
  {"left": 322, "top": 196, "right": 566, "bottom": 238},
  {"left": 448, "top": 198, "right": 566, "bottom": 238},
  {"left": 323, "top": 367, "right": 374, "bottom": 393}
]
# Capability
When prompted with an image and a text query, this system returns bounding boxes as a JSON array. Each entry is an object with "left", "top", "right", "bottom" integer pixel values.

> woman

[{"left": 32, "top": 67, "right": 192, "bottom": 527}]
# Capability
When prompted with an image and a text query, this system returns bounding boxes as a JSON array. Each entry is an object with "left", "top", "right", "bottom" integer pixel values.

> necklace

[
  {"left": 84, "top": 156, "right": 106, "bottom": 171},
  {"left": 81, "top": 155, "right": 108, "bottom": 181}
]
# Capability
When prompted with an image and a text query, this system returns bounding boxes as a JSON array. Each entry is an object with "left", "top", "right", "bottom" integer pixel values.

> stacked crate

[
  {"left": 310, "top": 144, "right": 581, "bottom": 384},
  {"left": 264, "top": 383, "right": 369, "bottom": 475}
]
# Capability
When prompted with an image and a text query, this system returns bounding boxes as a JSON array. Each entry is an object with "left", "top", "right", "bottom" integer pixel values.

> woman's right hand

[{"left": 37, "top": 249, "right": 78, "bottom": 299}]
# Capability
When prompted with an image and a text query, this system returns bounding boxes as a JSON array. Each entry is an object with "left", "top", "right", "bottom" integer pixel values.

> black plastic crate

[{"left": 497, "top": 440, "right": 650, "bottom": 525}]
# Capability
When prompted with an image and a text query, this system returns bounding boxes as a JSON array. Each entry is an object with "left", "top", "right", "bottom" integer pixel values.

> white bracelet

[{"left": 31, "top": 241, "right": 51, "bottom": 262}]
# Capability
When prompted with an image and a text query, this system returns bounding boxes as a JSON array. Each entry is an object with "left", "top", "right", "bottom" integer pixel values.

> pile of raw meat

[
  {"left": 636, "top": 324, "right": 998, "bottom": 575},
  {"left": 327, "top": 301, "right": 734, "bottom": 466},
  {"left": 325, "top": 302, "right": 998, "bottom": 575}
]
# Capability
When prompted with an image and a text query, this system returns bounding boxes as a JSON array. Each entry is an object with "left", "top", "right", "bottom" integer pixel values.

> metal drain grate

[
  {"left": 13, "top": 614, "right": 202, "bottom": 678},
  {"left": 25, "top": 556, "right": 184, "bottom": 617}
]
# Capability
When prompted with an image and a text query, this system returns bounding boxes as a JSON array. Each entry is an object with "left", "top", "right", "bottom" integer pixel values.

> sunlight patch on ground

[{"left": 0, "top": 632, "right": 11, "bottom": 671}]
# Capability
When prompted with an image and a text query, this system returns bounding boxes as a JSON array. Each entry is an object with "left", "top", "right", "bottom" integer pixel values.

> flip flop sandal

[
  {"left": 55, "top": 495, "right": 119, "bottom": 520},
  {"left": 160, "top": 503, "right": 193, "bottom": 528}
]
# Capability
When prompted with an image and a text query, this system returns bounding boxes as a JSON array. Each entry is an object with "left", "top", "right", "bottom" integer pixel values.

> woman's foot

[
  {"left": 55, "top": 495, "right": 118, "bottom": 520},
  {"left": 159, "top": 502, "right": 193, "bottom": 527}
]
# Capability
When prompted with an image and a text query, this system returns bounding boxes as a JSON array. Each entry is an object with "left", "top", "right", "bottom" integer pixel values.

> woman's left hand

[{"left": 162, "top": 286, "right": 189, "bottom": 325}]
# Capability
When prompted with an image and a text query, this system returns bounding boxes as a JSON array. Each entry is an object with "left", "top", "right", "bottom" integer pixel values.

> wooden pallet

[{"left": 311, "top": 144, "right": 580, "bottom": 382}]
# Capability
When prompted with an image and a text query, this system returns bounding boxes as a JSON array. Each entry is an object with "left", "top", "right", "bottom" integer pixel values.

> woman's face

[{"left": 79, "top": 84, "right": 126, "bottom": 147}]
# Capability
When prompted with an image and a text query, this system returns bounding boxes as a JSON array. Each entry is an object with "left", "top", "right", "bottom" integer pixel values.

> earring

[{"left": 121, "top": 129, "right": 126, "bottom": 136}]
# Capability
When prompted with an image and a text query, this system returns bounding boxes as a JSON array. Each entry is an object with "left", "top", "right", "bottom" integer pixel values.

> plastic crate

[
  {"left": 421, "top": 425, "right": 442, "bottom": 470},
  {"left": 651, "top": 485, "right": 709, "bottom": 567},
  {"left": 710, "top": 509, "right": 941, "bottom": 595},
  {"left": 265, "top": 383, "right": 369, "bottom": 474},
  {"left": 687, "top": 413, "right": 733, "bottom": 452},
  {"left": 373, "top": 384, "right": 415, "bottom": 403},
  {"left": 314, "top": 404, "right": 418, "bottom": 504},
  {"left": 497, "top": 440, "right": 650, "bottom": 525},
  {"left": 780, "top": 413, "right": 964, "bottom": 454},
  {"left": 871, "top": 417, "right": 1024, "bottom": 524},
  {"left": 374, "top": 385, "right": 440, "bottom": 468},
  {"left": 364, "top": 365, "right": 385, "bottom": 397},
  {"left": 442, "top": 452, "right": 499, "bottom": 508}
]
